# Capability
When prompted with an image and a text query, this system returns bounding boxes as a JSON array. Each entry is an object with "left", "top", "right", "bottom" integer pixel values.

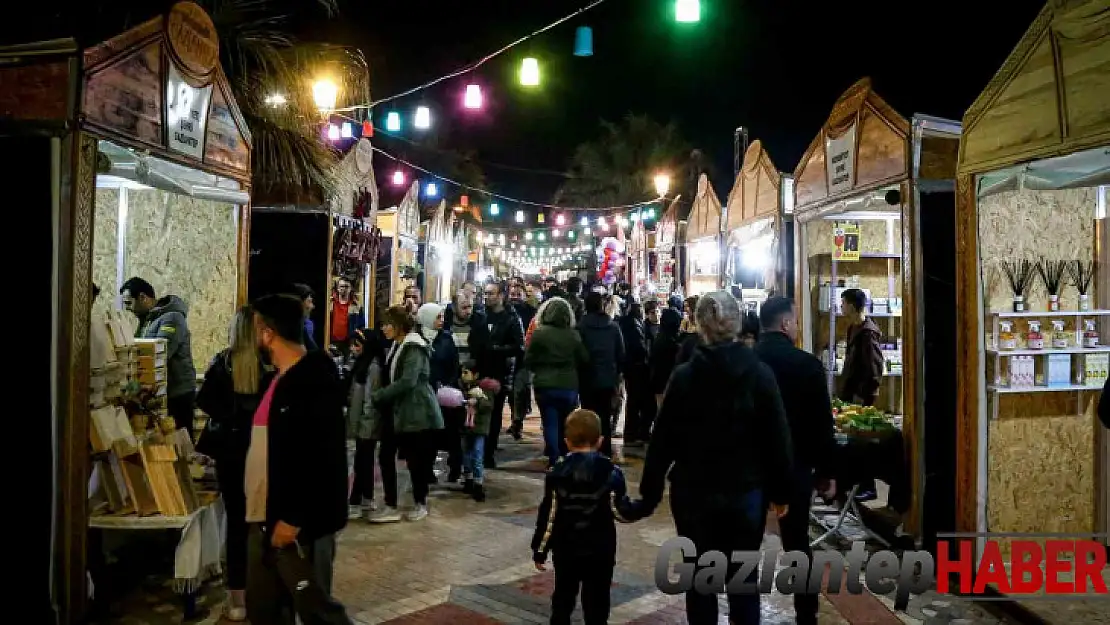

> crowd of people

[{"left": 116, "top": 271, "right": 888, "bottom": 625}]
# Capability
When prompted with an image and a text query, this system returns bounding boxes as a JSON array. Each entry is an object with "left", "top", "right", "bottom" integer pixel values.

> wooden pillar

[
  {"left": 901, "top": 179, "right": 923, "bottom": 536},
  {"left": 953, "top": 173, "right": 981, "bottom": 534},
  {"left": 235, "top": 203, "right": 251, "bottom": 305}
]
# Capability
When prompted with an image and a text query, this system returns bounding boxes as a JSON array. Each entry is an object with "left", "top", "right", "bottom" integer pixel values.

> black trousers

[
  {"left": 778, "top": 467, "right": 819, "bottom": 625},
  {"left": 349, "top": 438, "right": 376, "bottom": 505},
  {"left": 398, "top": 430, "right": 438, "bottom": 505},
  {"left": 622, "top": 366, "right": 655, "bottom": 442},
  {"left": 167, "top": 390, "right": 196, "bottom": 437},
  {"left": 245, "top": 526, "right": 349, "bottom": 625},
  {"left": 378, "top": 418, "right": 399, "bottom": 508},
  {"left": 550, "top": 554, "right": 614, "bottom": 625},
  {"left": 484, "top": 386, "right": 509, "bottom": 465},
  {"left": 441, "top": 407, "right": 465, "bottom": 478},
  {"left": 579, "top": 388, "right": 614, "bottom": 457},
  {"left": 216, "top": 450, "right": 248, "bottom": 590}
]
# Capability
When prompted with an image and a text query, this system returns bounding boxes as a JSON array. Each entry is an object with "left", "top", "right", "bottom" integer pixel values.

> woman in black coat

[
  {"left": 195, "top": 306, "right": 274, "bottom": 622},
  {"left": 648, "top": 307, "right": 683, "bottom": 407},
  {"left": 416, "top": 302, "right": 463, "bottom": 482}
]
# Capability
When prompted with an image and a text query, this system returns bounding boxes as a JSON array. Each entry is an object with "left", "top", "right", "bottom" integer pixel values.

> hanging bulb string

[
  {"left": 371, "top": 128, "right": 581, "bottom": 178},
  {"left": 334, "top": 0, "right": 608, "bottom": 112},
  {"left": 371, "top": 143, "right": 660, "bottom": 212}
]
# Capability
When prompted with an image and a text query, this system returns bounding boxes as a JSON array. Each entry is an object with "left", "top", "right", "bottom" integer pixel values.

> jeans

[
  {"left": 398, "top": 430, "right": 438, "bottom": 505},
  {"left": 512, "top": 369, "right": 533, "bottom": 426},
  {"left": 671, "top": 489, "right": 765, "bottom": 625},
  {"left": 551, "top": 553, "right": 614, "bottom": 625},
  {"left": 778, "top": 467, "right": 819, "bottom": 624},
  {"left": 536, "top": 388, "right": 579, "bottom": 466},
  {"left": 461, "top": 433, "right": 486, "bottom": 483},
  {"left": 579, "top": 388, "right": 615, "bottom": 457}
]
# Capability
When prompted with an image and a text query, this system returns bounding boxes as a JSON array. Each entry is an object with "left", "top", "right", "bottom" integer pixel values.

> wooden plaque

[{"left": 165, "top": 1, "right": 219, "bottom": 82}]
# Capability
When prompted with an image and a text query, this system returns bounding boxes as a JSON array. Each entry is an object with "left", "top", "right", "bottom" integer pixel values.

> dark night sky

[{"left": 305, "top": 0, "right": 1047, "bottom": 208}]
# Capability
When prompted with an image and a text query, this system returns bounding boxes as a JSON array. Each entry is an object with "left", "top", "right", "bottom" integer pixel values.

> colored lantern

[
  {"left": 392, "top": 170, "right": 405, "bottom": 186},
  {"left": 526, "top": 232, "right": 534, "bottom": 241},
  {"left": 553, "top": 229, "right": 561, "bottom": 238},
  {"left": 386, "top": 111, "right": 402, "bottom": 132},
  {"left": 326, "top": 124, "right": 340, "bottom": 140},
  {"left": 340, "top": 122, "right": 353, "bottom": 138},
  {"left": 520, "top": 57, "right": 540, "bottom": 86},
  {"left": 574, "top": 26, "right": 594, "bottom": 57},
  {"left": 537, "top": 213, "right": 545, "bottom": 224},
  {"left": 580, "top": 216, "right": 589, "bottom": 226},
  {"left": 464, "top": 84, "right": 483, "bottom": 110},
  {"left": 414, "top": 106, "right": 431, "bottom": 130},
  {"left": 538, "top": 233, "right": 546, "bottom": 241},
  {"left": 490, "top": 203, "right": 501, "bottom": 216},
  {"left": 425, "top": 182, "right": 438, "bottom": 197},
  {"left": 676, "top": 0, "right": 700, "bottom": 23},
  {"left": 460, "top": 195, "right": 469, "bottom": 207},
  {"left": 568, "top": 230, "right": 576, "bottom": 240},
  {"left": 516, "top": 210, "right": 525, "bottom": 223},
  {"left": 362, "top": 120, "right": 374, "bottom": 137},
  {"left": 556, "top": 214, "right": 566, "bottom": 226}
]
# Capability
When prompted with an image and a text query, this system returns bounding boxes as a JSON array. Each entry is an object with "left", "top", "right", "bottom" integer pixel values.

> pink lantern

[
  {"left": 392, "top": 170, "right": 405, "bottom": 186},
  {"left": 464, "top": 84, "right": 483, "bottom": 110}
]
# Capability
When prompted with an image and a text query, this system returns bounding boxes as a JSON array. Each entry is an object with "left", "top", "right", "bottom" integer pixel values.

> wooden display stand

[
  {"left": 954, "top": 1, "right": 1109, "bottom": 620},
  {"left": 724, "top": 140, "right": 793, "bottom": 304},
  {"left": 793, "top": 77, "right": 962, "bottom": 540},
  {"left": 684, "top": 174, "right": 724, "bottom": 296}
]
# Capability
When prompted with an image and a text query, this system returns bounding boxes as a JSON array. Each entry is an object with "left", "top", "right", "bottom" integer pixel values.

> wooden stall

[
  {"left": 724, "top": 140, "right": 794, "bottom": 311},
  {"left": 372, "top": 180, "right": 421, "bottom": 327},
  {"left": 0, "top": 2, "right": 252, "bottom": 620},
  {"left": 423, "top": 200, "right": 452, "bottom": 304},
  {"left": 654, "top": 197, "right": 680, "bottom": 297},
  {"left": 628, "top": 217, "right": 649, "bottom": 288},
  {"left": 793, "top": 77, "right": 962, "bottom": 541},
  {"left": 683, "top": 173, "right": 724, "bottom": 296},
  {"left": 954, "top": 1, "right": 1109, "bottom": 618}
]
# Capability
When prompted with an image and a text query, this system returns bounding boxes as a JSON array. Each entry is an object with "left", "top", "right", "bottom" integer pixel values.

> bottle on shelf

[
  {"left": 999, "top": 320, "right": 1017, "bottom": 350},
  {"left": 1083, "top": 319, "right": 1099, "bottom": 348},
  {"left": 1050, "top": 320, "right": 1068, "bottom": 349},
  {"left": 1027, "top": 320, "right": 1044, "bottom": 350}
]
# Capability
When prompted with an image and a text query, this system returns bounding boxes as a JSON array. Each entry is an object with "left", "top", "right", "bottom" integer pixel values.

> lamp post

[
  {"left": 727, "top": 127, "right": 749, "bottom": 288},
  {"left": 312, "top": 78, "right": 338, "bottom": 114}
]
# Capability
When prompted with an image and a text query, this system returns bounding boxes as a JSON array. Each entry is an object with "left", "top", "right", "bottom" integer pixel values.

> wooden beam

[{"left": 953, "top": 173, "right": 980, "bottom": 533}]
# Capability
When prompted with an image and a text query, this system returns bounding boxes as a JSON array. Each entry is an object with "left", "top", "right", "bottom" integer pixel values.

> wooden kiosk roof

[
  {"left": 792, "top": 78, "right": 911, "bottom": 214},
  {"left": 628, "top": 218, "right": 648, "bottom": 253},
  {"left": 685, "top": 173, "right": 722, "bottom": 241},
  {"left": 656, "top": 197, "right": 680, "bottom": 250},
  {"left": 958, "top": 0, "right": 1110, "bottom": 176},
  {"left": 725, "top": 140, "right": 782, "bottom": 232}
]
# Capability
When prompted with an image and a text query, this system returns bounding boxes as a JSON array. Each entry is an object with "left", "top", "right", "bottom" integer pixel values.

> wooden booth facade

[
  {"left": 954, "top": 1, "right": 1109, "bottom": 614},
  {"left": 793, "top": 77, "right": 961, "bottom": 540},
  {"left": 725, "top": 139, "right": 792, "bottom": 308},
  {"left": 655, "top": 197, "right": 680, "bottom": 296},
  {"left": 628, "top": 217, "right": 649, "bottom": 287},
  {"left": 684, "top": 173, "right": 723, "bottom": 296},
  {"left": 424, "top": 200, "right": 452, "bottom": 305},
  {"left": 373, "top": 181, "right": 421, "bottom": 327},
  {"left": 0, "top": 2, "right": 253, "bottom": 620}
]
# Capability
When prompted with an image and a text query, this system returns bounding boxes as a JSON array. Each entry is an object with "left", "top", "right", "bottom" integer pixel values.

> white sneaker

[
  {"left": 405, "top": 504, "right": 428, "bottom": 521},
  {"left": 348, "top": 505, "right": 363, "bottom": 520},
  {"left": 225, "top": 605, "right": 247, "bottom": 622},
  {"left": 368, "top": 506, "right": 402, "bottom": 523}
]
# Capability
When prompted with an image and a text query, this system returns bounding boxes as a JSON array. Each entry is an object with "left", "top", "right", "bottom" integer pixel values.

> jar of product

[
  {"left": 1048, "top": 294, "right": 1060, "bottom": 311},
  {"left": 1079, "top": 293, "right": 1090, "bottom": 312},
  {"left": 1013, "top": 295, "right": 1025, "bottom": 312},
  {"left": 999, "top": 321, "right": 1017, "bottom": 350},
  {"left": 1027, "top": 320, "right": 1044, "bottom": 350},
  {"left": 1083, "top": 319, "right": 1099, "bottom": 348},
  {"left": 1051, "top": 320, "right": 1068, "bottom": 348}
]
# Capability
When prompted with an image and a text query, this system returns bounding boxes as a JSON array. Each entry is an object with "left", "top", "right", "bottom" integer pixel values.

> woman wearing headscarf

[
  {"left": 648, "top": 307, "right": 683, "bottom": 409},
  {"left": 371, "top": 306, "right": 444, "bottom": 521},
  {"left": 416, "top": 302, "right": 463, "bottom": 482},
  {"left": 347, "top": 329, "right": 387, "bottom": 520},
  {"left": 195, "top": 306, "right": 274, "bottom": 621},
  {"left": 636, "top": 291, "right": 794, "bottom": 625},
  {"left": 524, "top": 297, "right": 589, "bottom": 466}
]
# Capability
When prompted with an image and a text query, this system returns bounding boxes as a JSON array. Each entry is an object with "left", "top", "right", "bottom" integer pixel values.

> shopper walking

[
  {"left": 617, "top": 302, "right": 654, "bottom": 446},
  {"left": 478, "top": 281, "right": 524, "bottom": 469},
  {"left": 346, "top": 329, "right": 387, "bottom": 519},
  {"left": 416, "top": 303, "right": 463, "bottom": 482},
  {"left": 120, "top": 277, "right": 198, "bottom": 435},
  {"left": 508, "top": 283, "right": 537, "bottom": 440},
  {"left": 525, "top": 297, "right": 589, "bottom": 466},
  {"left": 577, "top": 291, "right": 625, "bottom": 458},
  {"left": 196, "top": 306, "right": 274, "bottom": 622},
  {"left": 636, "top": 291, "right": 794, "bottom": 625},
  {"left": 244, "top": 294, "right": 350, "bottom": 625},
  {"left": 754, "top": 297, "right": 838, "bottom": 625},
  {"left": 648, "top": 308, "right": 683, "bottom": 409},
  {"left": 371, "top": 306, "right": 444, "bottom": 521}
]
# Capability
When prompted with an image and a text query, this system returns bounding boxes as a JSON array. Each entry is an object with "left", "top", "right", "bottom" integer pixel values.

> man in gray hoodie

[{"left": 121, "top": 277, "right": 198, "bottom": 435}]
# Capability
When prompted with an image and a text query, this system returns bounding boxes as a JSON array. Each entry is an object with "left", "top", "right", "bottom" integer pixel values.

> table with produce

[{"left": 830, "top": 399, "right": 910, "bottom": 513}]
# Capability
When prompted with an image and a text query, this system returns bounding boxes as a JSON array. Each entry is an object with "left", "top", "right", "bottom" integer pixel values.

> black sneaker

[
  {"left": 462, "top": 479, "right": 474, "bottom": 494},
  {"left": 472, "top": 484, "right": 486, "bottom": 502}
]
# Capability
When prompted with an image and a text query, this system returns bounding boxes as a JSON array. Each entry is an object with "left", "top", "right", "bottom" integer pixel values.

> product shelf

[
  {"left": 988, "top": 309, "right": 1110, "bottom": 318},
  {"left": 987, "top": 383, "right": 1103, "bottom": 394},
  {"left": 986, "top": 346, "right": 1110, "bottom": 356}
]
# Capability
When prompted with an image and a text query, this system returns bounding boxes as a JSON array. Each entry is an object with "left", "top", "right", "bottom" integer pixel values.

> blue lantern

[{"left": 574, "top": 26, "right": 593, "bottom": 57}]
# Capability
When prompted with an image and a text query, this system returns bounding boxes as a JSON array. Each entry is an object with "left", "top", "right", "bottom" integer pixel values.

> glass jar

[
  {"left": 1027, "top": 320, "right": 1044, "bottom": 350},
  {"left": 1083, "top": 319, "right": 1099, "bottom": 348},
  {"left": 1051, "top": 320, "right": 1069, "bottom": 348},
  {"left": 999, "top": 320, "right": 1017, "bottom": 350}
]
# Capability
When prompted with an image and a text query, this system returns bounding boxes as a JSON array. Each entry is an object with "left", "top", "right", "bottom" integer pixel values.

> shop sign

[
  {"left": 166, "top": 2, "right": 220, "bottom": 81},
  {"left": 825, "top": 124, "right": 857, "bottom": 195},
  {"left": 165, "top": 63, "right": 213, "bottom": 159},
  {"left": 833, "top": 221, "right": 860, "bottom": 262},
  {"left": 355, "top": 138, "right": 374, "bottom": 175}
]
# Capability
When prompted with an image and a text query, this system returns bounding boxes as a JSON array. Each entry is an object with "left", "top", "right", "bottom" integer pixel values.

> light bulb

[{"left": 312, "top": 79, "right": 338, "bottom": 113}]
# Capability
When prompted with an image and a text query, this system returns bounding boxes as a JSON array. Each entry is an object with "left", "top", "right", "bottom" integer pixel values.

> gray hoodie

[{"left": 137, "top": 295, "right": 197, "bottom": 398}]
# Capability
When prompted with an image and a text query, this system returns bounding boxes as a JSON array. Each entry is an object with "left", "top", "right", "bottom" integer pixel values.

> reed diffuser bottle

[
  {"left": 1038, "top": 259, "right": 1067, "bottom": 312},
  {"left": 1068, "top": 260, "right": 1094, "bottom": 312},
  {"left": 1002, "top": 259, "right": 1036, "bottom": 312}
]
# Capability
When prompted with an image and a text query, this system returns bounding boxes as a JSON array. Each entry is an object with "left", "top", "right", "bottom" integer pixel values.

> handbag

[{"left": 269, "top": 541, "right": 353, "bottom": 625}]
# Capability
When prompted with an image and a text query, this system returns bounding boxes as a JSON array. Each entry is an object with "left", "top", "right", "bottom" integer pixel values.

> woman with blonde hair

[{"left": 196, "top": 306, "right": 274, "bottom": 622}]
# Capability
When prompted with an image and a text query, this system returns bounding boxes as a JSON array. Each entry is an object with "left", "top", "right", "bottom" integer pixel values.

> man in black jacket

[
  {"left": 617, "top": 302, "right": 654, "bottom": 446},
  {"left": 753, "top": 296, "right": 837, "bottom": 625},
  {"left": 480, "top": 280, "right": 525, "bottom": 468},
  {"left": 509, "top": 283, "right": 537, "bottom": 439},
  {"left": 245, "top": 294, "right": 350, "bottom": 625},
  {"left": 577, "top": 291, "right": 625, "bottom": 457}
]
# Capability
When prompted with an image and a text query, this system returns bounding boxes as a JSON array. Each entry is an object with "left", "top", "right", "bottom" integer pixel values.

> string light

[
  {"left": 326, "top": 124, "right": 340, "bottom": 140},
  {"left": 556, "top": 214, "right": 566, "bottom": 226},
  {"left": 425, "top": 182, "right": 438, "bottom": 197},
  {"left": 516, "top": 210, "right": 525, "bottom": 223},
  {"left": 553, "top": 229, "right": 561, "bottom": 238},
  {"left": 520, "top": 58, "right": 540, "bottom": 86},
  {"left": 464, "top": 84, "right": 483, "bottom": 110},
  {"left": 340, "top": 122, "right": 353, "bottom": 138},
  {"left": 580, "top": 216, "right": 589, "bottom": 226},
  {"left": 414, "top": 106, "right": 432, "bottom": 130},
  {"left": 386, "top": 111, "right": 402, "bottom": 132}
]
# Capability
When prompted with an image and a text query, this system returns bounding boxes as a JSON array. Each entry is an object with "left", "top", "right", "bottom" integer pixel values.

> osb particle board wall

[
  {"left": 92, "top": 189, "right": 238, "bottom": 368},
  {"left": 978, "top": 187, "right": 1099, "bottom": 547},
  {"left": 803, "top": 218, "right": 903, "bottom": 299}
]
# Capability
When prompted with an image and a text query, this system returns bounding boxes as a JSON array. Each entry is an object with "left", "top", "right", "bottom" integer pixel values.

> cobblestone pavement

[{"left": 94, "top": 413, "right": 1023, "bottom": 625}]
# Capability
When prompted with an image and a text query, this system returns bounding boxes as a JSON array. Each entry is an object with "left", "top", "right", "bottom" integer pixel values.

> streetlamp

[
  {"left": 654, "top": 173, "right": 671, "bottom": 198},
  {"left": 312, "top": 78, "right": 338, "bottom": 114}
]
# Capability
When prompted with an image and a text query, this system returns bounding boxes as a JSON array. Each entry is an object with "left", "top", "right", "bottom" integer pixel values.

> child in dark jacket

[
  {"left": 531, "top": 409, "right": 641, "bottom": 624},
  {"left": 460, "top": 361, "right": 499, "bottom": 502}
]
